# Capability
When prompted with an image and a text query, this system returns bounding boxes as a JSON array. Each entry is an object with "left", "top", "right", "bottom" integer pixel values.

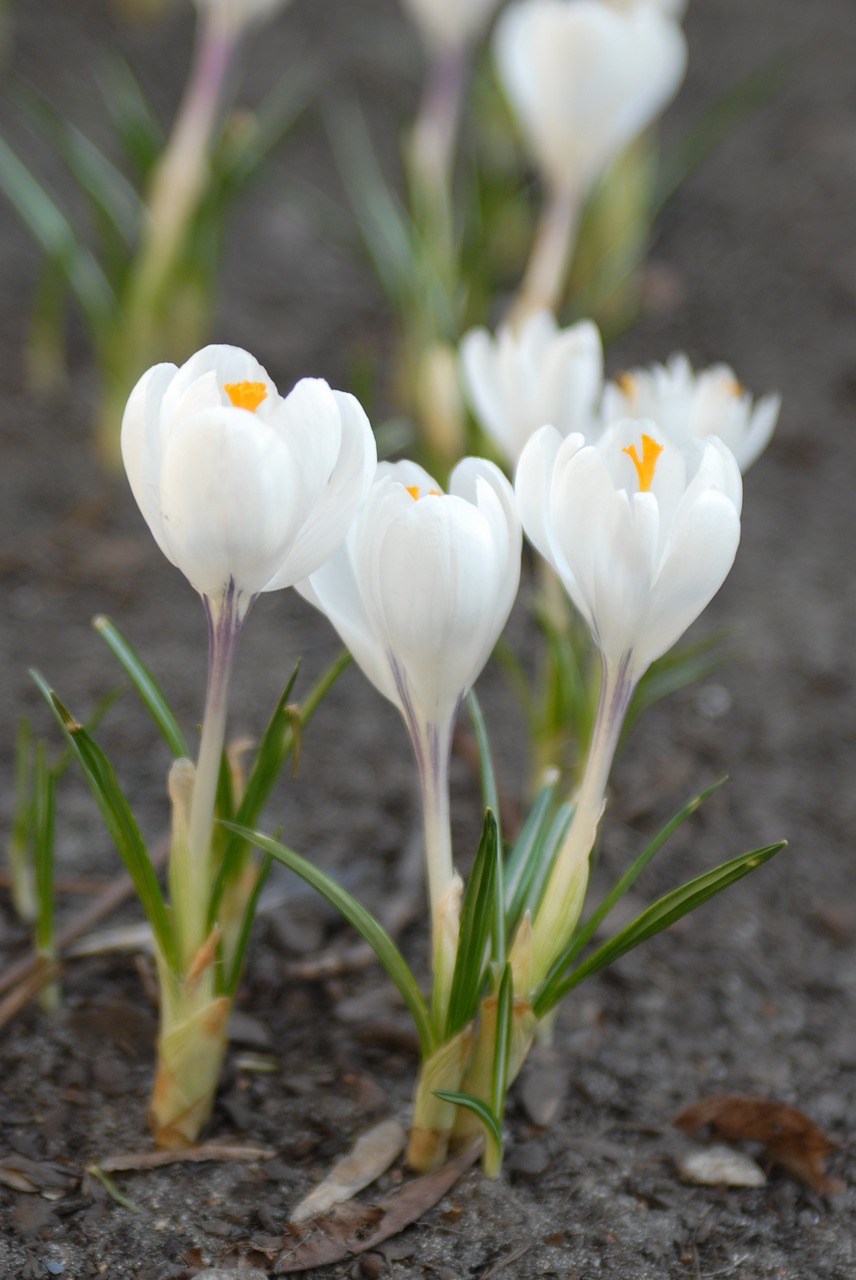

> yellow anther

[
  {"left": 224, "top": 380, "right": 268, "bottom": 412},
  {"left": 622, "top": 433, "right": 664, "bottom": 493},
  {"left": 725, "top": 376, "right": 744, "bottom": 398},
  {"left": 405, "top": 485, "right": 442, "bottom": 500}
]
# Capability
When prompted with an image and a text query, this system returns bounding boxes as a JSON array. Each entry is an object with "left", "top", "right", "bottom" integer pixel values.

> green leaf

[
  {"left": 503, "top": 774, "right": 561, "bottom": 931},
  {"left": 490, "top": 963, "right": 513, "bottom": 1121},
  {"left": 432, "top": 1090, "right": 502, "bottom": 1149},
  {"left": 624, "top": 630, "right": 730, "bottom": 741},
  {"left": 542, "top": 778, "right": 727, "bottom": 988},
  {"left": 0, "top": 134, "right": 117, "bottom": 335},
  {"left": 33, "top": 741, "right": 56, "bottom": 957},
  {"left": 224, "top": 823, "right": 434, "bottom": 1058},
  {"left": 98, "top": 56, "right": 165, "bottom": 184},
  {"left": 31, "top": 670, "right": 176, "bottom": 971},
  {"left": 92, "top": 616, "right": 189, "bottom": 758},
  {"left": 223, "top": 852, "right": 273, "bottom": 996},
  {"left": 215, "top": 61, "right": 315, "bottom": 192},
  {"left": 445, "top": 810, "right": 500, "bottom": 1039},
  {"left": 505, "top": 799, "right": 573, "bottom": 936},
  {"left": 465, "top": 692, "right": 504, "bottom": 963},
  {"left": 15, "top": 84, "right": 142, "bottom": 251},
  {"left": 534, "top": 840, "right": 787, "bottom": 1017}
]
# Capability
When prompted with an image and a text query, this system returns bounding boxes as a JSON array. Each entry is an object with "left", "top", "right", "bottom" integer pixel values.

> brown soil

[{"left": 1, "top": 1, "right": 855, "bottom": 1277}]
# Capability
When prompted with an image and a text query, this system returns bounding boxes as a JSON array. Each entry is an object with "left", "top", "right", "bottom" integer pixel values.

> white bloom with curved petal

[
  {"left": 399, "top": 0, "right": 503, "bottom": 51},
  {"left": 299, "top": 457, "right": 521, "bottom": 729},
  {"left": 516, "top": 419, "right": 742, "bottom": 677},
  {"left": 460, "top": 310, "right": 603, "bottom": 467},
  {"left": 122, "top": 344, "right": 376, "bottom": 608},
  {"left": 494, "top": 0, "right": 687, "bottom": 195},
  {"left": 603, "top": 0, "right": 687, "bottom": 18},
  {"left": 602, "top": 353, "right": 781, "bottom": 471}
]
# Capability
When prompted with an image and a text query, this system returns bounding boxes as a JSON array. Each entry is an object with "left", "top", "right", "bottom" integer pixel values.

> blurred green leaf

[{"left": 445, "top": 810, "right": 500, "bottom": 1039}]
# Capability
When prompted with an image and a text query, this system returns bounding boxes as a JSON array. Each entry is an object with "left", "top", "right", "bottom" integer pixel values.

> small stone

[
  {"left": 507, "top": 1140, "right": 550, "bottom": 1177},
  {"left": 676, "top": 1143, "right": 766, "bottom": 1188}
]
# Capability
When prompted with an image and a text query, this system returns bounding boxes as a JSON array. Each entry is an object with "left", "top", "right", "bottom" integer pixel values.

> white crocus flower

[
  {"left": 193, "top": 0, "right": 292, "bottom": 36},
  {"left": 122, "top": 343, "right": 376, "bottom": 950},
  {"left": 515, "top": 419, "right": 741, "bottom": 983},
  {"left": 602, "top": 353, "right": 781, "bottom": 472},
  {"left": 494, "top": 0, "right": 687, "bottom": 198},
  {"left": 399, "top": 0, "right": 504, "bottom": 52},
  {"left": 298, "top": 457, "right": 521, "bottom": 1006},
  {"left": 603, "top": 0, "right": 688, "bottom": 18},
  {"left": 460, "top": 309, "right": 603, "bottom": 468}
]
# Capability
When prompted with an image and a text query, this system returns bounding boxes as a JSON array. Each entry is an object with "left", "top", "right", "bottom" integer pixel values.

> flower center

[
  {"left": 405, "top": 485, "right": 442, "bottom": 500},
  {"left": 622, "top": 433, "right": 663, "bottom": 493},
  {"left": 224, "top": 380, "right": 268, "bottom": 412}
]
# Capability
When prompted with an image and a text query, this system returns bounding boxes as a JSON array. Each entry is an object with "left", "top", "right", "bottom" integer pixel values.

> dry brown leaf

[
  {"left": 290, "top": 1119, "right": 406, "bottom": 1223},
  {"left": 274, "top": 1139, "right": 482, "bottom": 1273},
  {"left": 675, "top": 1093, "right": 842, "bottom": 1194},
  {"left": 90, "top": 1142, "right": 275, "bottom": 1174}
]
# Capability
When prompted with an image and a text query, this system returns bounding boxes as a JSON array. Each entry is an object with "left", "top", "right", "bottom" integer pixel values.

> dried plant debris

[
  {"left": 676, "top": 1142, "right": 766, "bottom": 1188},
  {"left": 289, "top": 1119, "right": 406, "bottom": 1223},
  {"left": 0, "top": 1154, "right": 77, "bottom": 1199},
  {"left": 675, "top": 1093, "right": 842, "bottom": 1195}
]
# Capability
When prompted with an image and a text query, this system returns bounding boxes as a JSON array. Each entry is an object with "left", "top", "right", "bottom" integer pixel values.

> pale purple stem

[
  {"left": 510, "top": 183, "right": 580, "bottom": 326},
  {"left": 184, "top": 582, "right": 248, "bottom": 956},
  {"left": 411, "top": 47, "right": 467, "bottom": 194}
]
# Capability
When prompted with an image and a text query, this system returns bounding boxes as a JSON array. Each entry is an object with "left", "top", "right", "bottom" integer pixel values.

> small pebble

[{"left": 676, "top": 1143, "right": 766, "bottom": 1187}]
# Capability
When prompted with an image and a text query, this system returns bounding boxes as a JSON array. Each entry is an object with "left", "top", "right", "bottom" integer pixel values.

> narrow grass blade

[
  {"left": 534, "top": 841, "right": 787, "bottom": 1017},
  {"left": 444, "top": 810, "right": 499, "bottom": 1040},
  {"left": 543, "top": 778, "right": 727, "bottom": 985},
  {"left": 623, "top": 631, "right": 730, "bottom": 741},
  {"left": 490, "top": 964, "right": 513, "bottom": 1121},
  {"left": 0, "top": 135, "right": 116, "bottom": 334},
  {"left": 503, "top": 774, "right": 560, "bottom": 931},
  {"left": 432, "top": 1090, "right": 502, "bottom": 1149},
  {"left": 505, "top": 800, "right": 573, "bottom": 937},
  {"left": 225, "top": 823, "right": 434, "bottom": 1058},
  {"left": 223, "top": 853, "right": 273, "bottom": 996},
  {"left": 93, "top": 616, "right": 189, "bottom": 758},
  {"left": 33, "top": 742, "right": 56, "bottom": 958},
  {"left": 8, "top": 716, "right": 36, "bottom": 923},
  {"left": 466, "top": 692, "right": 504, "bottom": 962},
  {"left": 31, "top": 671, "right": 176, "bottom": 971},
  {"left": 98, "top": 56, "right": 165, "bottom": 183}
]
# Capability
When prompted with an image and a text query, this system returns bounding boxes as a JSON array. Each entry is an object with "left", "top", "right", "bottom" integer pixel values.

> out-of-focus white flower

[
  {"left": 515, "top": 419, "right": 742, "bottom": 678},
  {"left": 602, "top": 353, "right": 781, "bottom": 471},
  {"left": 299, "top": 457, "right": 521, "bottom": 915},
  {"left": 494, "top": 0, "right": 687, "bottom": 196},
  {"left": 602, "top": 0, "right": 688, "bottom": 19},
  {"left": 460, "top": 310, "right": 603, "bottom": 467},
  {"left": 399, "top": 0, "right": 503, "bottom": 52},
  {"left": 193, "top": 0, "right": 292, "bottom": 36},
  {"left": 122, "top": 344, "right": 377, "bottom": 612}
]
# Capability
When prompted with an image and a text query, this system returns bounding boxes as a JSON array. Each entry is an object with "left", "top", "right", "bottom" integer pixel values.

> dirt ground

[{"left": 1, "top": 0, "right": 856, "bottom": 1277}]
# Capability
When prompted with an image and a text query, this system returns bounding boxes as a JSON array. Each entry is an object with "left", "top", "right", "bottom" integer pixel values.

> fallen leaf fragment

[
  {"left": 675, "top": 1093, "right": 842, "bottom": 1194},
  {"left": 275, "top": 1139, "right": 482, "bottom": 1273},
  {"left": 290, "top": 1118, "right": 406, "bottom": 1223},
  {"left": 0, "top": 1155, "right": 76, "bottom": 1199},
  {"left": 676, "top": 1142, "right": 766, "bottom": 1188},
  {"left": 88, "top": 1142, "right": 275, "bottom": 1174}
]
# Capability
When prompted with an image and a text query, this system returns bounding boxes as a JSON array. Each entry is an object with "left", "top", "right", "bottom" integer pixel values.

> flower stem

[
  {"left": 181, "top": 584, "right": 246, "bottom": 963},
  {"left": 528, "top": 654, "right": 635, "bottom": 988},
  {"left": 509, "top": 183, "right": 580, "bottom": 327}
]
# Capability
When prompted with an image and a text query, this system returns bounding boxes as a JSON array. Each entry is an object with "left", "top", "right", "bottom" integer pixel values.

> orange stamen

[
  {"left": 405, "top": 485, "right": 442, "bottom": 500},
  {"left": 616, "top": 371, "right": 638, "bottom": 403},
  {"left": 224, "top": 380, "right": 268, "bottom": 412},
  {"left": 622, "top": 433, "right": 664, "bottom": 493}
]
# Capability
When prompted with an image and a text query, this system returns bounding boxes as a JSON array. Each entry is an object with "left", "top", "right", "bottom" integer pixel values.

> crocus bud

[
  {"left": 494, "top": 0, "right": 687, "bottom": 197},
  {"left": 399, "top": 0, "right": 503, "bottom": 52},
  {"left": 602, "top": 353, "right": 781, "bottom": 472},
  {"left": 460, "top": 310, "right": 603, "bottom": 467}
]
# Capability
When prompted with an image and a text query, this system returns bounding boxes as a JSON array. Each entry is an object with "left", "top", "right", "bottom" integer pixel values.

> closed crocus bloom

[
  {"left": 602, "top": 353, "right": 781, "bottom": 472},
  {"left": 515, "top": 419, "right": 742, "bottom": 678},
  {"left": 460, "top": 310, "right": 603, "bottom": 467},
  {"left": 517, "top": 419, "right": 741, "bottom": 985},
  {"left": 494, "top": 0, "right": 687, "bottom": 197},
  {"left": 299, "top": 457, "right": 521, "bottom": 917},
  {"left": 122, "top": 344, "right": 376, "bottom": 613},
  {"left": 399, "top": 0, "right": 503, "bottom": 51}
]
